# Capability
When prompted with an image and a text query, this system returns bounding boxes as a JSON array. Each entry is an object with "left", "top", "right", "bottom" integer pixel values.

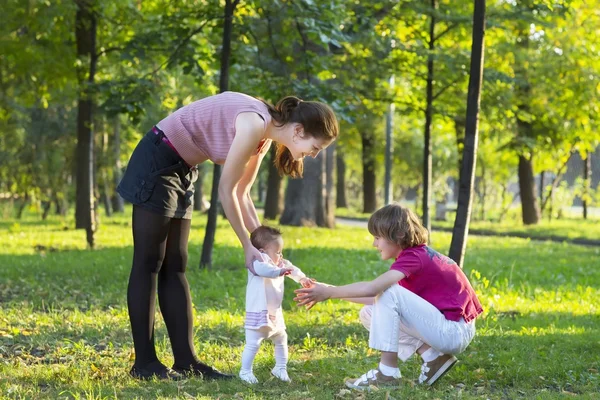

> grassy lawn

[
  {"left": 1, "top": 208, "right": 599, "bottom": 399},
  {"left": 336, "top": 207, "right": 600, "bottom": 243}
]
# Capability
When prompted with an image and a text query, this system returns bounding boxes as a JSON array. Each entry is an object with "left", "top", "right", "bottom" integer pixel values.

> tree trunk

[
  {"left": 42, "top": 201, "right": 52, "bottom": 220},
  {"left": 193, "top": 163, "right": 206, "bottom": 211},
  {"left": 454, "top": 115, "right": 466, "bottom": 171},
  {"left": 422, "top": 0, "right": 437, "bottom": 234},
  {"left": 101, "top": 171, "right": 112, "bottom": 217},
  {"left": 583, "top": 154, "right": 591, "bottom": 219},
  {"left": 74, "top": 0, "right": 97, "bottom": 248},
  {"left": 448, "top": 0, "right": 485, "bottom": 267},
  {"left": 201, "top": 164, "right": 221, "bottom": 268},
  {"left": 201, "top": 0, "right": 239, "bottom": 268},
  {"left": 321, "top": 144, "right": 335, "bottom": 228},
  {"left": 111, "top": 116, "right": 125, "bottom": 213},
  {"left": 100, "top": 129, "right": 112, "bottom": 217},
  {"left": 336, "top": 150, "right": 348, "bottom": 208},
  {"left": 16, "top": 193, "right": 29, "bottom": 219},
  {"left": 518, "top": 154, "right": 540, "bottom": 225},
  {"left": 264, "top": 146, "right": 283, "bottom": 220},
  {"left": 54, "top": 191, "right": 68, "bottom": 216},
  {"left": 514, "top": 2, "right": 540, "bottom": 226},
  {"left": 362, "top": 130, "right": 377, "bottom": 213},
  {"left": 539, "top": 170, "right": 545, "bottom": 206},
  {"left": 384, "top": 76, "right": 395, "bottom": 205},
  {"left": 280, "top": 154, "right": 327, "bottom": 226}
]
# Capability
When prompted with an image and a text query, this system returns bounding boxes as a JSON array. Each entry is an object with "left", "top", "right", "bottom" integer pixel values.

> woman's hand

[
  {"left": 294, "top": 282, "right": 332, "bottom": 310},
  {"left": 245, "top": 246, "right": 264, "bottom": 275}
]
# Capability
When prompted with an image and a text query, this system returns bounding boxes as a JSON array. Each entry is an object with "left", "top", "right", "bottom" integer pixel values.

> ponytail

[
  {"left": 260, "top": 94, "right": 338, "bottom": 179},
  {"left": 274, "top": 143, "right": 303, "bottom": 178},
  {"left": 263, "top": 96, "right": 303, "bottom": 126}
]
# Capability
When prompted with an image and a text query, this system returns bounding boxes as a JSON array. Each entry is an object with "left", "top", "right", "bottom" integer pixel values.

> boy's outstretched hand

[{"left": 294, "top": 282, "right": 331, "bottom": 310}]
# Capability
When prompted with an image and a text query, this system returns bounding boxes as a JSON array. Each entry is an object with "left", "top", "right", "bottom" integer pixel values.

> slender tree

[
  {"left": 422, "top": 0, "right": 437, "bottom": 234},
  {"left": 74, "top": 0, "right": 97, "bottom": 248},
  {"left": 111, "top": 116, "right": 124, "bottom": 213},
  {"left": 200, "top": 0, "right": 240, "bottom": 268},
  {"left": 583, "top": 153, "right": 591, "bottom": 220},
  {"left": 264, "top": 146, "right": 283, "bottom": 219},
  {"left": 335, "top": 150, "right": 348, "bottom": 208},
  {"left": 449, "top": 0, "right": 486, "bottom": 267}
]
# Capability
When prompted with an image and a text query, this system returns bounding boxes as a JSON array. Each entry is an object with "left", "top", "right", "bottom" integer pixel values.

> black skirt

[{"left": 117, "top": 128, "right": 198, "bottom": 219}]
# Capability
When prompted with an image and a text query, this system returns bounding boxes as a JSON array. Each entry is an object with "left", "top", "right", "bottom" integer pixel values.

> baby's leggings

[{"left": 241, "top": 328, "right": 288, "bottom": 371}]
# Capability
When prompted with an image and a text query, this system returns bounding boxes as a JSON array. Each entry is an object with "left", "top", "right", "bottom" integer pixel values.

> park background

[{"left": 1, "top": 0, "right": 599, "bottom": 399}]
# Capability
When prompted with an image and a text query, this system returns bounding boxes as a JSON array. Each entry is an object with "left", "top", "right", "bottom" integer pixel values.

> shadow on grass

[
  {"left": 2, "top": 320, "right": 599, "bottom": 398},
  {"left": 1, "top": 240, "right": 599, "bottom": 316}
]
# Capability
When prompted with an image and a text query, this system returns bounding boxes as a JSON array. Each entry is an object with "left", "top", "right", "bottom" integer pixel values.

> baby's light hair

[
  {"left": 367, "top": 203, "right": 428, "bottom": 249},
  {"left": 250, "top": 225, "right": 282, "bottom": 249}
]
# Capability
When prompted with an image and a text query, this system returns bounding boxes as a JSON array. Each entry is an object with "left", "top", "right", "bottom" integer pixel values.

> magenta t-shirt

[{"left": 390, "top": 244, "right": 483, "bottom": 323}]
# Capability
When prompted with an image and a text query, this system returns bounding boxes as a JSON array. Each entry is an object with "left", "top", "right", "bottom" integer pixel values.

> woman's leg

[
  {"left": 158, "top": 217, "right": 233, "bottom": 379},
  {"left": 127, "top": 206, "right": 175, "bottom": 376},
  {"left": 157, "top": 217, "right": 196, "bottom": 367}
]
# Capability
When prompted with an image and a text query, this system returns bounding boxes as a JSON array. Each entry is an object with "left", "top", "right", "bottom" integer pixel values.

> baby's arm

[
  {"left": 253, "top": 260, "right": 289, "bottom": 278},
  {"left": 280, "top": 259, "right": 311, "bottom": 286}
]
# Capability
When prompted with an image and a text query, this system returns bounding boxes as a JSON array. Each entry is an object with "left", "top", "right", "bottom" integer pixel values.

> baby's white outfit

[{"left": 240, "top": 255, "right": 306, "bottom": 384}]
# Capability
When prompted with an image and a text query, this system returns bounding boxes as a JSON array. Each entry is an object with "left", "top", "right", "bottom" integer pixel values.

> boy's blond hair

[
  {"left": 250, "top": 225, "right": 282, "bottom": 249},
  {"left": 367, "top": 203, "right": 429, "bottom": 249}
]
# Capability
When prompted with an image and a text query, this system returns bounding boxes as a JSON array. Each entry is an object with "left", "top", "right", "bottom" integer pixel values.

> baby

[{"left": 239, "top": 226, "right": 312, "bottom": 384}]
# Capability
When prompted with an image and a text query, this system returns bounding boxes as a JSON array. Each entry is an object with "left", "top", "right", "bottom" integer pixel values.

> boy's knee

[
  {"left": 435, "top": 340, "right": 469, "bottom": 355},
  {"left": 359, "top": 305, "right": 372, "bottom": 331}
]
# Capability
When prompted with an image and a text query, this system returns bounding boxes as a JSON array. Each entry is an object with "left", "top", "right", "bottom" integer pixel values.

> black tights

[{"left": 127, "top": 206, "right": 204, "bottom": 370}]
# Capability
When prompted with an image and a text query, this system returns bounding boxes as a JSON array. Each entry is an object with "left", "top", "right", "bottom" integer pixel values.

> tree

[
  {"left": 264, "top": 146, "right": 283, "bottom": 219},
  {"left": 74, "top": 0, "right": 97, "bottom": 248},
  {"left": 280, "top": 155, "right": 332, "bottom": 227},
  {"left": 449, "top": 0, "right": 486, "bottom": 267},
  {"left": 200, "top": 0, "right": 240, "bottom": 269},
  {"left": 336, "top": 148, "right": 348, "bottom": 208}
]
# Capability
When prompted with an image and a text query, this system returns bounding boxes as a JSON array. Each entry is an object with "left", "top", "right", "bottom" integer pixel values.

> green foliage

[
  {"left": 2, "top": 0, "right": 599, "bottom": 230},
  {"left": 0, "top": 209, "right": 599, "bottom": 398}
]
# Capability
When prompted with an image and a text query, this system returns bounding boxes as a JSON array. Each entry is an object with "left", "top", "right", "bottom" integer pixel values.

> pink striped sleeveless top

[{"left": 157, "top": 91, "right": 272, "bottom": 166}]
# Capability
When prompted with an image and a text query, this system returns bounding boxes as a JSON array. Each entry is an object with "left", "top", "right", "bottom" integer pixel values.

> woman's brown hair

[
  {"left": 262, "top": 96, "right": 339, "bottom": 178},
  {"left": 367, "top": 203, "right": 429, "bottom": 249}
]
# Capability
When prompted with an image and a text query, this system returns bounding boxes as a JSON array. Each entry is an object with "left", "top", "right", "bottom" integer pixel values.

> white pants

[
  {"left": 360, "top": 285, "right": 476, "bottom": 362},
  {"left": 241, "top": 327, "right": 288, "bottom": 371}
]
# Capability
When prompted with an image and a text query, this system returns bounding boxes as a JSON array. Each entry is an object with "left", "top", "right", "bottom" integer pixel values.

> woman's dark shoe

[
  {"left": 130, "top": 361, "right": 185, "bottom": 381},
  {"left": 172, "top": 362, "right": 235, "bottom": 380}
]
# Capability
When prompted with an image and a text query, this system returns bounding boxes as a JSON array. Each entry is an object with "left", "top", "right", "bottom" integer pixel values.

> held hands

[
  {"left": 299, "top": 277, "right": 316, "bottom": 288},
  {"left": 293, "top": 282, "right": 331, "bottom": 310},
  {"left": 244, "top": 246, "right": 264, "bottom": 275}
]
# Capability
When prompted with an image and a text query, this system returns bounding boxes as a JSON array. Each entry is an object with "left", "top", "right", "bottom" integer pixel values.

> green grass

[
  {"left": 336, "top": 207, "right": 600, "bottom": 243},
  {"left": 1, "top": 208, "right": 599, "bottom": 399}
]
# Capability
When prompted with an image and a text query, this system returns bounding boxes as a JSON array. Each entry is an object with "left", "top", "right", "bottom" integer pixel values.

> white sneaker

[
  {"left": 345, "top": 368, "right": 401, "bottom": 391},
  {"left": 271, "top": 366, "right": 291, "bottom": 382},
  {"left": 239, "top": 369, "right": 258, "bottom": 384}
]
